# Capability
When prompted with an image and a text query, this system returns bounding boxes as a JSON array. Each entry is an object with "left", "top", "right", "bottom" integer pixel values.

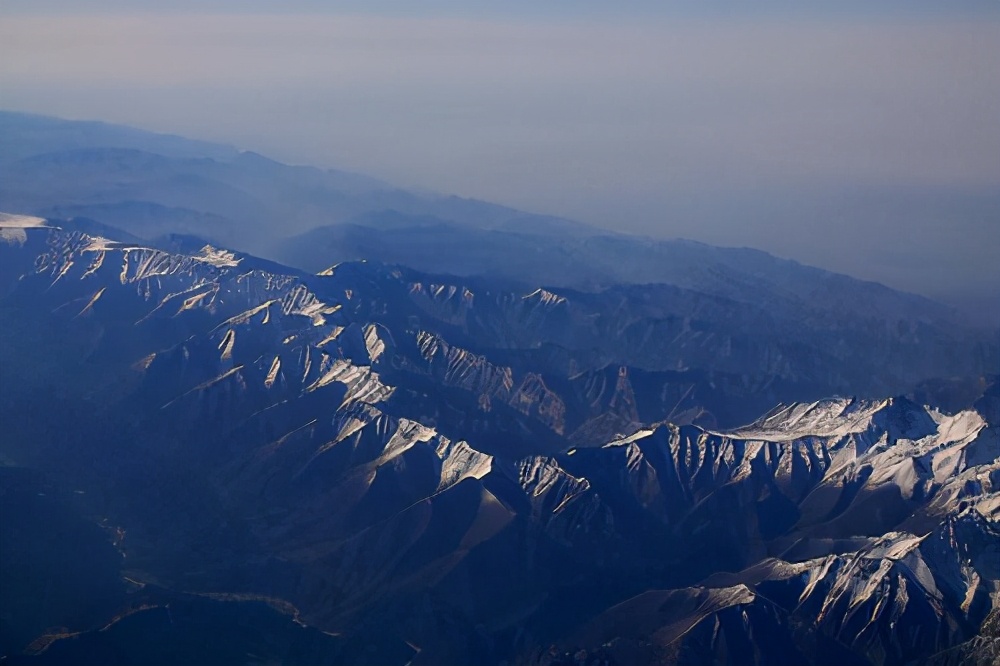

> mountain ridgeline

[{"left": 0, "top": 216, "right": 997, "bottom": 665}]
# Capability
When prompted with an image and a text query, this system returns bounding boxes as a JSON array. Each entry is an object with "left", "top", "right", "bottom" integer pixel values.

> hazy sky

[{"left": 1, "top": 1, "right": 998, "bottom": 311}]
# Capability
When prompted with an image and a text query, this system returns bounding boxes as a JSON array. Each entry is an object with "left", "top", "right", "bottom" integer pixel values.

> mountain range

[{"left": 0, "top": 113, "right": 998, "bottom": 665}]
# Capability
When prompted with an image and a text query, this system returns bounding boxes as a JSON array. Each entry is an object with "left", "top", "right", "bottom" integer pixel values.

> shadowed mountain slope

[{"left": 1, "top": 220, "right": 997, "bottom": 664}]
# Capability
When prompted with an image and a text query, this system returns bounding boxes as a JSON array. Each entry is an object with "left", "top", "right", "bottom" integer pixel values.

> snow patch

[
  {"left": 305, "top": 358, "right": 394, "bottom": 405},
  {"left": 316, "top": 327, "right": 344, "bottom": 348},
  {"left": 364, "top": 324, "right": 386, "bottom": 363},
  {"left": 376, "top": 418, "right": 438, "bottom": 465},
  {"left": 725, "top": 398, "right": 890, "bottom": 441},
  {"left": 0, "top": 212, "right": 48, "bottom": 228},
  {"left": 437, "top": 439, "right": 494, "bottom": 490},
  {"left": 0, "top": 228, "right": 27, "bottom": 245},
  {"left": 76, "top": 287, "right": 106, "bottom": 317},
  {"left": 218, "top": 329, "right": 236, "bottom": 361},
  {"left": 522, "top": 288, "right": 567, "bottom": 306},
  {"left": 193, "top": 244, "right": 242, "bottom": 268}
]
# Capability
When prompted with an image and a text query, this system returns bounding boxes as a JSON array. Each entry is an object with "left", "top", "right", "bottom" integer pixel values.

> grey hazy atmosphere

[{"left": 1, "top": 1, "right": 998, "bottom": 315}]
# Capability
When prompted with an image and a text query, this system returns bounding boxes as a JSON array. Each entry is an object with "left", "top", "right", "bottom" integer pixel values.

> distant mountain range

[
  {"left": 1, "top": 215, "right": 997, "bottom": 665},
  {"left": 0, "top": 111, "right": 595, "bottom": 255},
  {"left": 4, "top": 111, "right": 996, "bottom": 329}
]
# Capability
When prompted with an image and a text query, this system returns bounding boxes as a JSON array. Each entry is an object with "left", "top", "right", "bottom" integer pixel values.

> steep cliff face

[{"left": 1, "top": 220, "right": 998, "bottom": 665}]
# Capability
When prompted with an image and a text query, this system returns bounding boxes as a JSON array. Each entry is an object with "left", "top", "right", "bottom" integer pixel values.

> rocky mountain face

[{"left": 1, "top": 219, "right": 998, "bottom": 665}]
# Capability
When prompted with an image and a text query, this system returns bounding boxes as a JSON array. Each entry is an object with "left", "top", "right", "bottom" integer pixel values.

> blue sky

[{"left": 1, "top": 2, "right": 998, "bottom": 311}]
